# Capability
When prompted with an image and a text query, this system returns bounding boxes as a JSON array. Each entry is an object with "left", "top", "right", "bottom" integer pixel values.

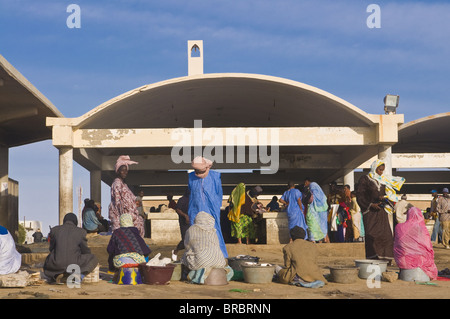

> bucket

[
  {"left": 138, "top": 263, "right": 175, "bottom": 285},
  {"left": 399, "top": 268, "right": 430, "bottom": 282},
  {"left": 114, "top": 266, "right": 143, "bottom": 285},
  {"left": 241, "top": 263, "right": 275, "bottom": 284},
  {"left": 329, "top": 266, "right": 359, "bottom": 284},
  {"left": 170, "top": 262, "right": 182, "bottom": 281},
  {"left": 354, "top": 259, "right": 389, "bottom": 279},
  {"left": 228, "top": 256, "right": 260, "bottom": 281},
  {"left": 204, "top": 268, "right": 228, "bottom": 286},
  {"left": 83, "top": 264, "right": 100, "bottom": 283}
]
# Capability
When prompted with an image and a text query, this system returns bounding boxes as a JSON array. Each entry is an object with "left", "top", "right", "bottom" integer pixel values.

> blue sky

[{"left": 1, "top": 0, "right": 449, "bottom": 234}]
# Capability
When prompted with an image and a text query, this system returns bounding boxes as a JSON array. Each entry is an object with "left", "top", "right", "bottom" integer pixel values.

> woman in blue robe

[
  {"left": 280, "top": 182, "right": 308, "bottom": 240},
  {"left": 188, "top": 157, "right": 228, "bottom": 258}
]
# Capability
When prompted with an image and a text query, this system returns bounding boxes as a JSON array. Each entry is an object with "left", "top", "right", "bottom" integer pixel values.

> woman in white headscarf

[
  {"left": 356, "top": 159, "right": 405, "bottom": 260},
  {"left": 108, "top": 155, "right": 145, "bottom": 237},
  {"left": 181, "top": 212, "right": 233, "bottom": 284}
]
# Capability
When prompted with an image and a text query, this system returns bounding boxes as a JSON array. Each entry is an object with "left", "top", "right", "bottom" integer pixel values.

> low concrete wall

[
  {"left": 147, "top": 211, "right": 292, "bottom": 245},
  {"left": 21, "top": 253, "right": 48, "bottom": 265},
  {"left": 147, "top": 212, "right": 182, "bottom": 244},
  {"left": 263, "top": 212, "right": 290, "bottom": 245}
]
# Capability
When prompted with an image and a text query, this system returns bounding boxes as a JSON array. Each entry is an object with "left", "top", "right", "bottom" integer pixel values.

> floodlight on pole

[{"left": 384, "top": 94, "right": 399, "bottom": 114}]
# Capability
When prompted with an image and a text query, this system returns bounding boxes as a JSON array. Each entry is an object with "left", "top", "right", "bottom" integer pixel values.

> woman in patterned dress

[{"left": 108, "top": 155, "right": 145, "bottom": 237}]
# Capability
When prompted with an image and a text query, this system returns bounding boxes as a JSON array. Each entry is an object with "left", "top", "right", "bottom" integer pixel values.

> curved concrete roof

[
  {"left": 47, "top": 72, "right": 404, "bottom": 196},
  {"left": 73, "top": 73, "right": 376, "bottom": 129},
  {"left": 0, "top": 54, "right": 63, "bottom": 147},
  {"left": 394, "top": 112, "right": 450, "bottom": 153}
]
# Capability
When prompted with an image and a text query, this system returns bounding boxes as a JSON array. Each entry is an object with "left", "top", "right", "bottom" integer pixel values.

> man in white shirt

[{"left": 394, "top": 194, "right": 413, "bottom": 225}]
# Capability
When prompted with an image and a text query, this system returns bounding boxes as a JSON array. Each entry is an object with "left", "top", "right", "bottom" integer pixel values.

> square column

[
  {"left": 59, "top": 147, "right": 73, "bottom": 225},
  {"left": 343, "top": 169, "right": 355, "bottom": 190},
  {"left": 0, "top": 146, "right": 9, "bottom": 229},
  {"left": 90, "top": 170, "right": 102, "bottom": 203}
]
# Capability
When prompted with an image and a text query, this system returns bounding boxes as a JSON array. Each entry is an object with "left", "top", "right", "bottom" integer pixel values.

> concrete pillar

[
  {"left": 90, "top": 170, "right": 102, "bottom": 203},
  {"left": 378, "top": 145, "right": 392, "bottom": 176},
  {"left": 59, "top": 147, "right": 73, "bottom": 225},
  {"left": 0, "top": 146, "right": 8, "bottom": 229},
  {"left": 343, "top": 169, "right": 355, "bottom": 191}
]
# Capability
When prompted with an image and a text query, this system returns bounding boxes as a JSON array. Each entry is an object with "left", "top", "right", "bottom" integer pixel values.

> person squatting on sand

[
  {"left": 275, "top": 226, "right": 327, "bottom": 288},
  {"left": 43, "top": 213, "right": 98, "bottom": 283},
  {"left": 181, "top": 212, "right": 233, "bottom": 284},
  {"left": 394, "top": 206, "right": 438, "bottom": 280},
  {"left": 107, "top": 213, "right": 151, "bottom": 272},
  {"left": 0, "top": 225, "right": 21, "bottom": 275}
]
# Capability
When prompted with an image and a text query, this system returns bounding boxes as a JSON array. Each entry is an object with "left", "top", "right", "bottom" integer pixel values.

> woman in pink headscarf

[
  {"left": 108, "top": 156, "right": 145, "bottom": 237},
  {"left": 394, "top": 206, "right": 438, "bottom": 280}
]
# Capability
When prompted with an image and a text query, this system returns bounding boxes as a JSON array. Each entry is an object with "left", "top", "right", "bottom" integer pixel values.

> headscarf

[
  {"left": 63, "top": 213, "right": 78, "bottom": 226},
  {"left": 191, "top": 156, "right": 213, "bottom": 178},
  {"left": 394, "top": 207, "right": 438, "bottom": 280},
  {"left": 227, "top": 183, "right": 246, "bottom": 223},
  {"left": 115, "top": 155, "right": 138, "bottom": 173},
  {"left": 120, "top": 213, "right": 134, "bottom": 228},
  {"left": 309, "top": 182, "right": 328, "bottom": 211},
  {"left": 249, "top": 186, "right": 263, "bottom": 197},
  {"left": 290, "top": 226, "right": 306, "bottom": 241},
  {"left": 193, "top": 212, "right": 216, "bottom": 233},
  {"left": 368, "top": 159, "right": 405, "bottom": 203}
]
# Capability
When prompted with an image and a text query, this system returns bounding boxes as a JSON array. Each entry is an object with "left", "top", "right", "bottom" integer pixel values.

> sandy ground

[{"left": 2, "top": 235, "right": 450, "bottom": 304}]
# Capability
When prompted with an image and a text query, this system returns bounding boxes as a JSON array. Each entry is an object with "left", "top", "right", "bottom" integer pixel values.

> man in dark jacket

[{"left": 44, "top": 213, "right": 98, "bottom": 283}]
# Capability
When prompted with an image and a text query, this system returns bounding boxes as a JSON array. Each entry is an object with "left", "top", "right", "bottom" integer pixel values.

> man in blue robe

[{"left": 188, "top": 156, "right": 228, "bottom": 258}]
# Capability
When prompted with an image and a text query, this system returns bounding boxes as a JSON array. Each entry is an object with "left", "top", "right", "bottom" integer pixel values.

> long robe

[
  {"left": 394, "top": 207, "right": 438, "bottom": 280},
  {"left": 356, "top": 175, "right": 394, "bottom": 259},
  {"left": 305, "top": 182, "right": 329, "bottom": 241},
  {"left": 281, "top": 188, "right": 308, "bottom": 239},
  {"left": 228, "top": 184, "right": 256, "bottom": 240},
  {"left": 188, "top": 170, "right": 228, "bottom": 258},
  {"left": 108, "top": 177, "right": 145, "bottom": 237},
  {"left": 0, "top": 226, "right": 21, "bottom": 275}
]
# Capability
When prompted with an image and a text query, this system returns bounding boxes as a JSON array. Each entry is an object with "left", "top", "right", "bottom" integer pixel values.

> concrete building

[
  {"left": 46, "top": 41, "right": 404, "bottom": 226},
  {"left": 2, "top": 41, "right": 448, "bottom": 244},
  {"left": 0, "top": 54, "right": 63, "bottom": 236},
  {"left": 355, "top": 112, "right": 450, "bottom": 209}
]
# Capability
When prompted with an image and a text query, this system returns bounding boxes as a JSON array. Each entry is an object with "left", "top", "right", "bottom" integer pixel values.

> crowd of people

[{"left": 1, "top": 155, "right": 448, "bottom": 288}]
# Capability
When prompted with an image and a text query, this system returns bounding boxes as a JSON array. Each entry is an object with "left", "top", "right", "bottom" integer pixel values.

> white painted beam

[
  {"left": 359, "top": 153, "right": 450, "bottom": 169},
  {"left": 101, "top": 153, "right": 343, "bottom": 170},
  {"left": 66, "top": 127, "right": 378, "bottom": 148}
]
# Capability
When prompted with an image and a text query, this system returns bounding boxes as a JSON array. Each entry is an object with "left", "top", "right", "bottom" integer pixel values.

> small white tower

[{"left": 188, "top": 40, "right": 204, "bottom": 76}]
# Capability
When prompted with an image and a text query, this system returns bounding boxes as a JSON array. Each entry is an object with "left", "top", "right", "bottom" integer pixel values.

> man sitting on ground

[{"left": 276, "top": 226, "right": 327, "bottom": 288}]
